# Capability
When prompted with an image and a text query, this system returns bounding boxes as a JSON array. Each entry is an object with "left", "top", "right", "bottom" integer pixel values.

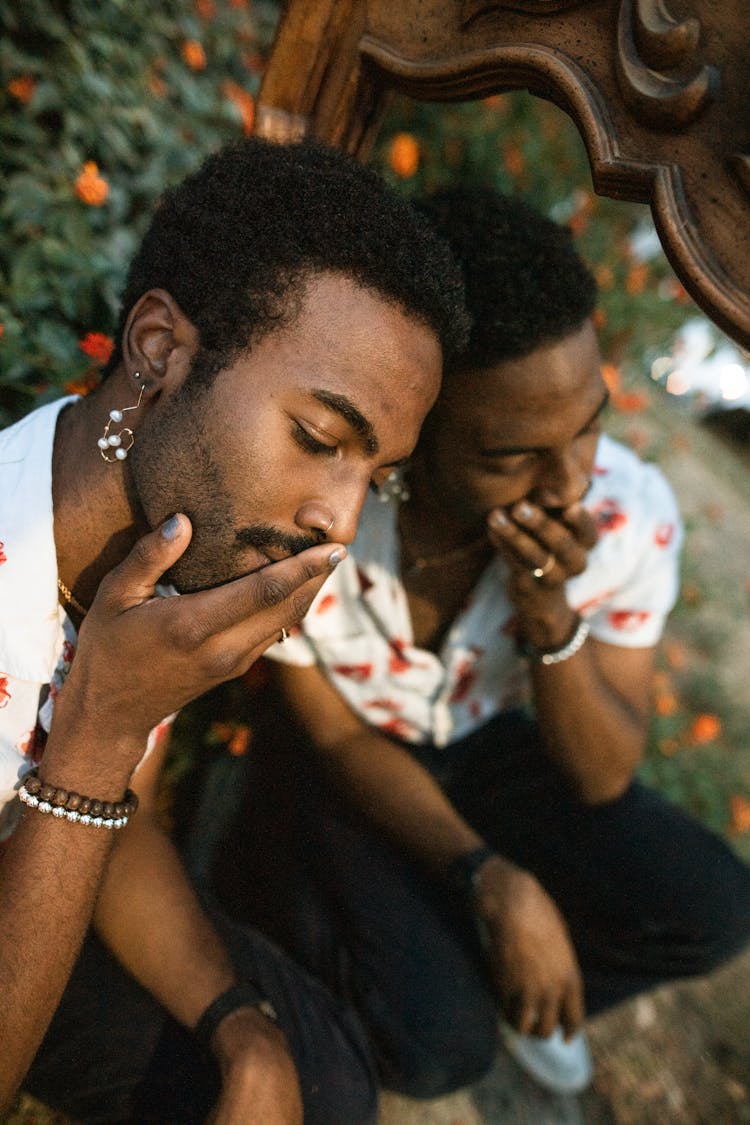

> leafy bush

[{"left": 0, "top": 0, "right": 278, "bottom": 425}]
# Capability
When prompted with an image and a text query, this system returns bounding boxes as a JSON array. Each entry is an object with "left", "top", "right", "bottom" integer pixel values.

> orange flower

[
  {"left": 388, "top": 133, "right": 420, "bottom": 179},
  {"left": 147, "top": 70, "right": 168, "bottom": 98},
  {"left": 503, "top": 144, "right": 525, "bottom": 178},
  {"left": 600, "top": 363, "right": 622, "bottom": 393},
  {"left": 0, "top": 324, "right": 4, "bottom": 339},
  {"left": 655, "top": 693, "right": 679, "bottom": 717},
  {"left": 79, "top": 331, "right": 114, "bottom": 365},
  {"left": 181, "top": 40, "right": 207, "bottom": 70},
  {"left": 482, "top": 94, "right": 506, "bottom": 111},
  {"left": 195, "top": 0, "right": 215, "bottom": 18},
  {"left": 75, "top": 161, "right": 109, "bottom": 206},
  {"left": 568, "top": 212, "right": 588, "bottom": 237},
  {"left": 595, "top": 265, "right": 615, "bottom": 291},
  {"left": 65, "top": 370, "right": 100, "bottom": 396},
  {"left": 730, "top": 795, "right": 750, "bottom": 834},
  {"left": 222, "top": 79, "right": 255, "bottom": 135},
  {"left": 612, "top": 389, "right": 649, "bottom": 413},
  {"left": 228, "top": 724, "right": 251, "bottom": 757},
  {"left": 8, "top": 75, "right": 35, "bottom": 103},
  {"left": 690, "top": 713, "right": 722, "bottom": 744},
  {"left": 591, "top": 308, "right": 607, "bottom": 330},
  {"left": 625, "top": 262, "right": 649, "bottom": 295}
]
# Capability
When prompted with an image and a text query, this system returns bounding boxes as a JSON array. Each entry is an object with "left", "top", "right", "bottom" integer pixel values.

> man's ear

[{"left": 122, "top": 289, "right": 200, "bottom": 393}]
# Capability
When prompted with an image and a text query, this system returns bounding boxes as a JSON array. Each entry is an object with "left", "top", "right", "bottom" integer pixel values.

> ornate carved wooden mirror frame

[{"left": 255, "top": 1, "right": 750, "bottom": 349}]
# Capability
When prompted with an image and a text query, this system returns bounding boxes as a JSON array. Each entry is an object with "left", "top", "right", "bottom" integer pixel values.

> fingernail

[
  {"left": 489, "top": 509, "right": 508, "bottom": 529},
  {"left": 328, "top": 547, "right": 347, "bottom": 568},
  {"left": 516, "top": 501, "right": 534, "bottom": 520},
  {"left": 161, "top": 515, "right": 181, "bottom": 541}
]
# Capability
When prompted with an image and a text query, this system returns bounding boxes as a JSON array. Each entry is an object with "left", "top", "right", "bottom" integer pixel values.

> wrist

[
  {"left": 194, "top": 983, "right": 279, "bottom": 1058},
  {"left": 519, "top": 614, "right": 589, "bottom": 666}
]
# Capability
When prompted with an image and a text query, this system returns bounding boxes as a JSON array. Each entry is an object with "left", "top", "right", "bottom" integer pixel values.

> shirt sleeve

[
  {"left": 584, "top": 464, "right": 684, "bottom": 648},
  {"left": 0, "top": 672, "right": 40, "bottom": 839}
]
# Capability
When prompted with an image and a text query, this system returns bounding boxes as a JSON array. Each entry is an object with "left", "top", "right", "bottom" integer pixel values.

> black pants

[
  {"left": 218, "top": 710, "right": 750, "bottom": 1100},
  {"left": 23, "top": 910, "right": 378, "bottom": 1124}
]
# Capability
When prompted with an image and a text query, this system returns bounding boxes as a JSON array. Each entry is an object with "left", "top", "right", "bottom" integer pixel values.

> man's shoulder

[{"left": 594, "top": 434, "right": 678, "bottom": 516}]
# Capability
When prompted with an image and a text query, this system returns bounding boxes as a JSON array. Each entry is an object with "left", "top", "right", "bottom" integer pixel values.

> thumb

[{"left": 99, "top": 514, "right": 193, "bottom": 608}]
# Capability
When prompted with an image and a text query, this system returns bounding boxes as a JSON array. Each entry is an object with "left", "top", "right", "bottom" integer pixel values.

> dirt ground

[{"left": 5, "top": 399, "right": 750, "bottom": 1125}]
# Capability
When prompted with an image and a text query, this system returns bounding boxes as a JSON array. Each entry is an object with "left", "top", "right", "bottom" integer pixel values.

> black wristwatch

[
  {"left": 194, "top": 982, "right": 279, "bottom": 1054},
  {"left": 447, "top": 845, "right": 498, "bottom": 902}
]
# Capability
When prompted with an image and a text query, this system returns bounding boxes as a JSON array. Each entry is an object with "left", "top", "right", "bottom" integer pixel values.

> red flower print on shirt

[
  {"left": 357, "top": 566, "right": 374, "bottom": 594},
  {"left": 62, "top": 639, "right": 76, "bottom": 666},
  {"left": 333, "top": 663, "right": 374, "bottom": 683},
  {"left": 592, "top": 464, "right": 608, "bottom": 476},
  {"left": 450, "top": 659, "right": 478, "bottom": 703},
  {"left": 574, "top": 589, "right": 616, "bottom": 615},
  {"left": 591, "top": 498, "right": 627, "bottom": 534},
  {"left": 0, "top": 676, "right": 10, "bottom": 708},
  {"left": 379, "top": 717, "right": 415, "bottom": 740},
  {"left": 388, "top": 639, "right": 411, "bottom": 674},
  {"left": 316, "top": 593, "right": 337, "bottom": 614},
  {"left": 0, "top": 541, "right": 6, "bottom": 565},
  {"left": 654, "top": 522, "right": 674, "bottom": 548},
  {"left": 469, "top": 699, "right": 483, "bottom": 719},
  {"left": 608, "top": 609, "right": 650, "bottom": 631},
  {"left": 365, "top": 697, "right": 402, "bottom": 712}
]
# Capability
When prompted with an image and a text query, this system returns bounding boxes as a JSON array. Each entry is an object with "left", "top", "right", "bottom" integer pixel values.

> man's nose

[
  {"left": 533, "top": 451, "right": 590, "bottom": 510},
  {"left": 294, "top": 486, "right": 367, "bottom": 546}
]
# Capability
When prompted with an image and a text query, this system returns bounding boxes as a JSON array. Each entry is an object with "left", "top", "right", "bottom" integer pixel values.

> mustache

[{"left": 234, "top": 523, "right": 323, "bottom": 556}]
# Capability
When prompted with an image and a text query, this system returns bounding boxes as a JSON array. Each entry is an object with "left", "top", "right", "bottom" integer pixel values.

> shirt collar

[{"left": 0, "top": 397, "right": 78, "bottom": 681}]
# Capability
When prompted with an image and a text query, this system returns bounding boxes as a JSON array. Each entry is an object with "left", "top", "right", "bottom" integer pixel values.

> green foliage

[
  {"left": 370, "top": 92, "right": 696, "bottom": 374},
  {"left": 0, "top": 0, "right": 278, "bottom": 425}
]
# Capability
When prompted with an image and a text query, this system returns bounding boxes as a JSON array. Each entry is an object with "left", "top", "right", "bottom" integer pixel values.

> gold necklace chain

[
  {"left": 402, "top": 533, "right": 490, "bottom": 576},
  {"left": 57, "top": 577, "right": 89, "bottom": 617}
]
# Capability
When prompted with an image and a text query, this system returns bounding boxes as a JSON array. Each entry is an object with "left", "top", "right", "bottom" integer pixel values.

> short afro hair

[
  {"left": 107, "top": 138, "right": 470, "bottom": 379},
  {"left": 415, "top": 186, "right": 597, "bottom": 374}
]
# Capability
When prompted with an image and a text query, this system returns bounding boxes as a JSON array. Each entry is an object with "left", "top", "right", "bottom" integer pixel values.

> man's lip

[{"left": 258, "top": 546, "right": 292, "bottom": 564}]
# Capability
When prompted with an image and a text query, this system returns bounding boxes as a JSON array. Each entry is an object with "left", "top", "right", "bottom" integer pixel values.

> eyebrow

[
  {"left": 485, "top": 391, "right": 610, "bottom": 457},
  {"left": 312, "top": 389, "right": 379, "bottom": 455}
]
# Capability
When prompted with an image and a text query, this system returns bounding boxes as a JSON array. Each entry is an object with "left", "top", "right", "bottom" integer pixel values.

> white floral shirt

[
  {"left": 267, "top": 435, "right": 683, "bottom": 748},
  {"left": 0, "top": 398, "right": 169, "bottom": 842}
]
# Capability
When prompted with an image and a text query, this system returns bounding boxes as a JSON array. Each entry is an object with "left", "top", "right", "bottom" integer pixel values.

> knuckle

[
  {"left": 202, "top": 642, "right": 243, "bottom": 682},
  {"left": 256, "top": 573, "right": 294, "bottom": 610}
]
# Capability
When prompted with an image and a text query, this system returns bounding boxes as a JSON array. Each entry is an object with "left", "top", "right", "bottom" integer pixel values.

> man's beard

[{"left": 165, "top": 522, "right": 323, "bottom": 594}]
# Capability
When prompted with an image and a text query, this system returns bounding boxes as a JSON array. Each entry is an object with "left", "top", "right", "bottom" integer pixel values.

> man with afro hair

[
  {"left": 250, "top": 186, "right": 750, "bottom": 1102},
  {"left": 0, "top": 137, "right": 469, "bottom": 1122}
]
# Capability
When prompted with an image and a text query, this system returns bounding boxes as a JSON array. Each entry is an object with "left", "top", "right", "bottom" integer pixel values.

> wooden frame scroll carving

[{"left": 256, "top": 0, "right": 750, "bottom": 349}]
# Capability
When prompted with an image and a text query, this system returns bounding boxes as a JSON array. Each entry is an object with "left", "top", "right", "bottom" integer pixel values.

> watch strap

[{"left": 193, "top": 982, "right": 278, "bottom": 1054}]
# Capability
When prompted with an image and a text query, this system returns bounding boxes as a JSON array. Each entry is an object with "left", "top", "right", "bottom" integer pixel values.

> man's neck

[{"left": 51, "top": 389, "right": 141, "bottom": 612}]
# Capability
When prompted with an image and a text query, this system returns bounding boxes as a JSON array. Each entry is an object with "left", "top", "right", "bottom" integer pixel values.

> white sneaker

[{"left": 499, "top": 1024, "right": 593, "bottom": 1094}]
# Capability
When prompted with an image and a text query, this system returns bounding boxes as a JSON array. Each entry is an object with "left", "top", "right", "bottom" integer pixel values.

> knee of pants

[{"left": 377, "top": 1006, "right": 498, "bottom": 1100}]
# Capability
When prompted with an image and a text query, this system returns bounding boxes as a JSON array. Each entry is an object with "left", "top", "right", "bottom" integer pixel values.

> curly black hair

[
  {"left": 415, "top": 186, "right": 597, "bottom": 374},
  {"left": 106, "top": 138, "right": 469, "bottom": 380}
]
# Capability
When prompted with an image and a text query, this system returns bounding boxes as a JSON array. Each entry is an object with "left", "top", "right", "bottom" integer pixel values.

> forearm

[
  {"left": 0, "top": 724, "right": 140, "bottom": 1109},
  {"left": 94, "top": 813, "right": 236, "bottom": 1028},
  {"left": 316, "top": 728, "right": 486, "bottom": 875},
  {"left": 529, "top": 639, "right": 648, "bottom": 804}
]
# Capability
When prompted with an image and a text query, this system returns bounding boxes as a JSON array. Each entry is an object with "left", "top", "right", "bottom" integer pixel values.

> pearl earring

[{"left": 97, "top": 374, "right": 145, "bottom": 462}]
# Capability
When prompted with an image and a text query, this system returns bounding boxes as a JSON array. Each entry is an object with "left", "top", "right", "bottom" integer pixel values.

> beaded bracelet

[
  {"left": 18, "top": 768, "right": 138, "bottom": 830},
  {"left": 519, "top": 616, "right": 590, "bottom": 666}
]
